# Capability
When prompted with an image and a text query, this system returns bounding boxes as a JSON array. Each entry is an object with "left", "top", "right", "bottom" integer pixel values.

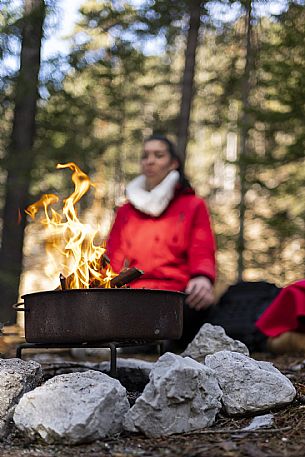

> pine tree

[{"left": 0, "top": 0, "right": 46, "bottom": 322}]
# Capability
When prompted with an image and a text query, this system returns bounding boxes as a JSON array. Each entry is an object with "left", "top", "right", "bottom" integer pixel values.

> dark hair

[{"left": 144, "top": 135, "right": 191, "bottom": 189}]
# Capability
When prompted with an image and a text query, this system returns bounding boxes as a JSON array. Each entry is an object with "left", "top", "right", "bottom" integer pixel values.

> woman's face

[{"left": 141, "top": 140, "right": 179, "bottom": 190}]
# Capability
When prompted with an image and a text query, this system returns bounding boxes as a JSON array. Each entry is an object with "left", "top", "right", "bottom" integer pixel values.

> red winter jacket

[{"left": 106, "top": 187, "right": 216, "bottom": 292}]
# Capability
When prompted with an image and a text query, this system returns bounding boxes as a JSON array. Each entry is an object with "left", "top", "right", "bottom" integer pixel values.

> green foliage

[
  {"left": 202, "top": 1, "right": 305, "bottom": 284},
  {"left": 3, "top": 0, "right": 305, "bottom": 290}
]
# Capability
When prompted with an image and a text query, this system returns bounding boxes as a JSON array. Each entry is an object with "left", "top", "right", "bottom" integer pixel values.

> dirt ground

[{"left": 1, "top": 337, "right": 305, "bottom": 457}]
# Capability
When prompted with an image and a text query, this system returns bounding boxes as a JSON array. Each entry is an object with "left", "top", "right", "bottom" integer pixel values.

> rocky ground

[{"left": 0, "top": 336, "right": 305, "bottom": 457}]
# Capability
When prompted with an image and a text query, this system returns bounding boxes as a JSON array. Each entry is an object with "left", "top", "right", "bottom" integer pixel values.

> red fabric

[
  {"left": 106, "top": 188, "right": 216, "bottom": 292},
  {"left": 256, "top": 280, "right": 305, "bottom": 337}
]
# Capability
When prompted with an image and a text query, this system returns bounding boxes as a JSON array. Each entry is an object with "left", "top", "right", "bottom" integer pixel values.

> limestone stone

[
  {"left": 205, "top": 350, "right": 296, "bottom": 415},
  {"left": 124, "top": 352, "right": 222, "bottom": 437},
  {"left": 13, "top": 370, "right": 130, "bottom": 444},
  {"left": 181, "top": 323, "right": 249, "bottom": 362},
  {"left": 0, "top": 358, "right": 43, "bottom": 438}
]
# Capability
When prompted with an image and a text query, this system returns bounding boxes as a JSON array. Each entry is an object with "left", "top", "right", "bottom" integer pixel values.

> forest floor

[{"left": 0, "top": 335, "right": 305, "bottom": 457}]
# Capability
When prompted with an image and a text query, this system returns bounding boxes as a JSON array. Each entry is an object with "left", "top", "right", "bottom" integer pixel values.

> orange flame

[{"left": 25, "top": 162, "right": 117, "bottom": 289}]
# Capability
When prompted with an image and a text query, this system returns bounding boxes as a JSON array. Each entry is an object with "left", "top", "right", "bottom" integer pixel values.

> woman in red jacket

[{"left": 106, "top": 135, "right": 216, "bottom": 348}]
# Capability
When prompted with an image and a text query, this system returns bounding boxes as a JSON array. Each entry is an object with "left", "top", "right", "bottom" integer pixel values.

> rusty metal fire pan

[{"left": 16, "top": 288, "right": 184, "bottom": 344}]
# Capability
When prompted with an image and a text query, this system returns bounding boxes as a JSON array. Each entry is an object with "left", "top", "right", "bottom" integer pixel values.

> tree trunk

[
  {"left": 0, "top": 0, "right": 45, "bottom": 323},
  {"left": 237, "top": 0, "right": 253, "bottom": 281},
  {"left": 176, "top": 0, "right": 202, "bottom": 167}
]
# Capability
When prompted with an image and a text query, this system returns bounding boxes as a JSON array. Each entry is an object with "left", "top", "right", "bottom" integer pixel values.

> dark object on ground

[
  {"left": 206, "top": 281, "right": 282, "bottom": 351},
  {"left": 165, "top": 281, "right": 282, "bottom": 353}
]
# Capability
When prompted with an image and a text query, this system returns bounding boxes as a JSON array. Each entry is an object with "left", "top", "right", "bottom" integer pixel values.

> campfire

[
  {"left": 25, "top": 162, "right": 142, "bottom": 290},
  {"left": 18, "top": 162, "right": 183, "bottom": 352}
]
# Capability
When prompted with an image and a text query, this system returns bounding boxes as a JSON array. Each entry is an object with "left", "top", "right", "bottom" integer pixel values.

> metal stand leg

[
  {"left": 16, "top": 345, "right": 22, "bottom": 359},
  {"left": 15, "top": 340, "right": 164, "bottom": 379},
  {"left": 109, "top": 343, "right": 117, "bottom": 378},
  {"left": 16, "top": 343, "right": 35, "bottom": 359},
  {"left": 16, "top": 342, "right": 120, "bottom": 378},
  {"left": 159, "top": 341, "right": 166, "bottom": 355}
]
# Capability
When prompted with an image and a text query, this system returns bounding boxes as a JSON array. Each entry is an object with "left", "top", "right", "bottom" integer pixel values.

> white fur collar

[{"left": 126, "top": 170, "right": 180, "bottom": 217}]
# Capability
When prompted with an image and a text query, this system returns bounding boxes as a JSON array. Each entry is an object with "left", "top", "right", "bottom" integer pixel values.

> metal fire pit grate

[{"left": 16, "top": 340, "right": 164, "bottom": 378}]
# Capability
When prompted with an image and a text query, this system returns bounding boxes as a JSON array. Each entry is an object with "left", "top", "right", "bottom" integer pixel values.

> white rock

[
  {"left": 182, "top": 323, "right": 249, "bottom": 362},
  {"left": 124, "top": 352, "right": 222, "bottom": 437},
  {"left": 205, "top": 351, "right": 296, "bottom": 415},
  {"left": 0, "top": 358, "right": 42, "bottom": 438},
  {"left": 241, "top": 413, "right": 274, "bottom": 431},
  {"left": 13, "top": 370, "right": 130, "bottom": 444}
]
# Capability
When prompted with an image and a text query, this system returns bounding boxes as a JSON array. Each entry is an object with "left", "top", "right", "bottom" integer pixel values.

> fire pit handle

[{"left": 12, "top": 302, "right": 26, "bottom": 312}]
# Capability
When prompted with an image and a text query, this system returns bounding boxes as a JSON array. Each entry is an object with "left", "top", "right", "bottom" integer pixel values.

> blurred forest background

[{"left": 1, "top": 0, "right": 305, "bottom": 323}]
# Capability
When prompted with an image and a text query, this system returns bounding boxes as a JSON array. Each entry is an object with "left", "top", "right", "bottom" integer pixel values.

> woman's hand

[{"left": 185, "top": 276, "right": 214, "bottom": 311}]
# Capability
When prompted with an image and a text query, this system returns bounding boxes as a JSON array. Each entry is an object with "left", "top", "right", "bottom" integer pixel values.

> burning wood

[
  {"left": 109, "top": 267, "right": 144, "bottom": 288},
  {"left": 59, "top": 274, "right": 67, "bottom": 291},
  {"left": 101, "top": 254, "right": 110, "bottom": 268},
  {"left": 57, "top": 264, "right": 143, "bottom": 290}
]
